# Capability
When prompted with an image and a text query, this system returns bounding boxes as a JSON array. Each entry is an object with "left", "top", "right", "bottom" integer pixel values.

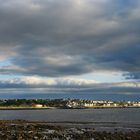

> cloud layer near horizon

[
  {"left": 0, "top": 0, "right": 140, "bottom": 79},
  {"left": 0, "top": 77, "right": 139, "bottom": 96}
]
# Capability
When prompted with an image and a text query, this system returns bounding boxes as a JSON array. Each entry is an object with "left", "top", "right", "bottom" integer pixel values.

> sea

[{"left": 0, "top": 108, "right": 140, "bottom": 131}]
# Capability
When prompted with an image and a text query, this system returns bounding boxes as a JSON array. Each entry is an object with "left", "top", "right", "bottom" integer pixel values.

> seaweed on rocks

[{"left": 0, "top": 120, "right": 140, "bottom": 140}]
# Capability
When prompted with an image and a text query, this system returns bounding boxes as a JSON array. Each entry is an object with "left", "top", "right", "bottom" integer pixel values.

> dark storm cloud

[{"left": 0, "top": 0, "right": 140, "bottom": 78}]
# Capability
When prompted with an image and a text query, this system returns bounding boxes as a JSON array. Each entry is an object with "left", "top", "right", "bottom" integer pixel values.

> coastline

[
  {"left": 0, "top": 120, "right": 140, "bottom": 140},
  {"left": 0, "top": 106, "right": 140, "bottom": 110},
  {"left": 0, "top": 120, "right": 140, "bottom": 132}
]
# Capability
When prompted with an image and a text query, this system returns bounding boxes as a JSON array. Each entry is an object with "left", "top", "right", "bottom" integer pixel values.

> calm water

[
  {"left": 1, "top": 108, "right": 140, "bottom": 131},
  {"left": 0, "top": 108, "right": 140, "bottom": 123}
]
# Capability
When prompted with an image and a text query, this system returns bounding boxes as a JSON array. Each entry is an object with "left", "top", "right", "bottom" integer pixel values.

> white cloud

[
  {"left": 5, "top": 76, "right": 98, "bottom": 86},
  {"left": 0, "top": 76, "right": 139, "bottom": 88}
]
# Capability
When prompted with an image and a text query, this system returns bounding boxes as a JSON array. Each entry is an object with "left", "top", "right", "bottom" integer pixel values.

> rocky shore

[{"left": 0, "top": 120, "right": 140, "bottom": 140}]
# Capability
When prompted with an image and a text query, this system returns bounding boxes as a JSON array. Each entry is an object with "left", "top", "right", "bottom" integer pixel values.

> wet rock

[{"left": 0, "top": 120, "right": 140, "bottom": 140}]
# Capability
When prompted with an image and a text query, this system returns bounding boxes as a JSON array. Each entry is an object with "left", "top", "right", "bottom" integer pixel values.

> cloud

[
  {"left": 0, "top": 76, "right": 98, "bottom": 88},
  {"left": 0, "top": 76, "right": 139, "bottom": 96},
  {"left": 0, "top": 0, "right": 140, "bottom": 79}
]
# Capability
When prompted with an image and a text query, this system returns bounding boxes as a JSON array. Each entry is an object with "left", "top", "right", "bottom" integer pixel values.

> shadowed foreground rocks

[{"left": 0, "top": 120, "right": 140, "bottom": 140}]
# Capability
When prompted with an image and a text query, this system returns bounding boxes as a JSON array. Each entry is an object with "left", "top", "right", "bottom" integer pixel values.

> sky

[{"left": 0, "top": 0, "right": 140, "bottom": 99}]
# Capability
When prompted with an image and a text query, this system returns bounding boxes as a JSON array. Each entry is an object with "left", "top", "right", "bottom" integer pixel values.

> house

[
  {"left": 84, "top": 103, "right": 94, "bottom": 107},
  {"left": 32, "top": 104, "right": 43, "bottom": 108}
]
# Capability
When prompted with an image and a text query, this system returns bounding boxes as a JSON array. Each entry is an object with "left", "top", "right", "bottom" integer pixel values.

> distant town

[{"left": 0, "top": 99, "right": 140, "bottom": 109}]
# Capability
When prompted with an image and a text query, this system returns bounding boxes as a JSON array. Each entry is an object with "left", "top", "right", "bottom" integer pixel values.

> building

[{"left": 32, "top": 104, "right": 43, "bottom": 108}]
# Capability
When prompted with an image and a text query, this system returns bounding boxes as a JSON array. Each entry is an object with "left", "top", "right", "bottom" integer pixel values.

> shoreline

[
  {"left": 0, "top": 120, "right": 140, "bottom": 131},
  {"left": 0, "top": 106, "right": 140, "bottom": 110},
  {"left": 0, "top": 120, "right": 140, "bottom": 139}
]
